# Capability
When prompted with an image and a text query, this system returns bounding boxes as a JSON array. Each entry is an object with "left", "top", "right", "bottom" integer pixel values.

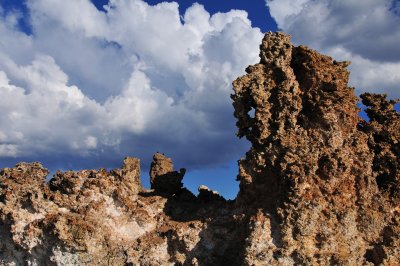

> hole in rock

[
  {"left": 0, "top": 194, "right": 5, "bottom": 203},
  {"left": 395, "top": 102, "right": 400, "bottom": 113},
  {"left": 21, "top": 196, "right": 35, "bottom": 214},
  {"left": 248, "top": 107, "right": 255, "bottom": 119},
  {"left": 376, "top": 173, "right": 391, "bottom": 190},
  {"left": 357, "top": 101, "right": 369, "bottom": 122},
  {"left": 364, "top": 246, "right": 385, "bottom": 265},
  {"left": 46, "top": 172, "right": 54, "bottom": 182}
]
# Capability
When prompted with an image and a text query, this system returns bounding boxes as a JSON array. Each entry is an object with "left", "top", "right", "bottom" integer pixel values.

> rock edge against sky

[{"left": 1, "top": 32, "right": 399, "bottom": 265}]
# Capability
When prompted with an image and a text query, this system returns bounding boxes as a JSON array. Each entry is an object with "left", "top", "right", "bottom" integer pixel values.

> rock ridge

[{"left": 0, "top": 32, "right": 399, "bottom": 265}]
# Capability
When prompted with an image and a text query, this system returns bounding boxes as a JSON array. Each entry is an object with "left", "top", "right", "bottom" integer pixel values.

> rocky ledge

[{"left": 1, "top": 32, "right": 399, "bottom": 265}]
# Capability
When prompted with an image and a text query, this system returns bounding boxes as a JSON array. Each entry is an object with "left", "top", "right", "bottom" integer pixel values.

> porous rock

[
  {"left": 0, "top": 32, "right": 399, "bottom": 265},
  {"left": 232, "top": 32, "right": 400, "bottom": 265}
]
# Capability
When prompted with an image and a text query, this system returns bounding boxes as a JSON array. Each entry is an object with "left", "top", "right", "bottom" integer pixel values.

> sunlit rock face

[
  {"left": 232, "top": 32, "right": 400, "bottom": 265},
  {"left": 0, "top": 32, "right": 399, "bottom": 265}
]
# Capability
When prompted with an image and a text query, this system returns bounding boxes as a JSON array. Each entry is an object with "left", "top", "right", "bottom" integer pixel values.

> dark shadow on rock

[{"left": 159, "top": 185, "right": 255, "bottom": 265}]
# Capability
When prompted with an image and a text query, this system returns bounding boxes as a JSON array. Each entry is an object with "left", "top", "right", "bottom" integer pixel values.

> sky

[{"left": 0, "top": 0, "right": 399, "bottom": 199}]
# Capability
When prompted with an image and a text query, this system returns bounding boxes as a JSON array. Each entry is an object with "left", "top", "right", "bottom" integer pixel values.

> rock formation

[
  {"left": 232, "top": 32, "right": 399, "bottom": 265},
  {"left": 149, "top": 153, "right": 186, "bottom": 196},
  {"left": 0, "top": 32, "right": 399, "bottom": 265}
]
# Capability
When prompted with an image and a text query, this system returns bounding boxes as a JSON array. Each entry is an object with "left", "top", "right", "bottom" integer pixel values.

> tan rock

[
  {"left": 0, "top": 32, "right": 399, "bottom": 265},
  {"left": 232, "top": 32, "right": 399, "bottom": 265}
]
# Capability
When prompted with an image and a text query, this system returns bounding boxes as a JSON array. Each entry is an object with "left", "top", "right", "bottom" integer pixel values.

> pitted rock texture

[
  {"left": 0, "top": 32, "right": 399, "bottom": 265},
  {"left": 0, "top": 157, "right": 234, "bottom": 266},
  {"left": 232, "top": 32, "right": 399, "bottom": 265}
]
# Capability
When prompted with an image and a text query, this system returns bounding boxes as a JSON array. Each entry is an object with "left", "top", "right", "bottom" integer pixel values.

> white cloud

[
  {"left": 84, "top": 136, "right": 98, "bottom": 149},
  {"left": 28, "top": 0, "right": 108, "bottom": 38},
  {"left": 0, "top": 0, "right": 263, "bottom": 169},
  {"left": 266, "top": 0, "right": 400, "bottom": 98},
  {"left": 0, "top": 144, "right": 18, "bottom": 157}
]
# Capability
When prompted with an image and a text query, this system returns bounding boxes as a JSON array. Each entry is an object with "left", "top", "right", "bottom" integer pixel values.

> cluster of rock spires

[{"left": 0, "top": 32, "right": 399, "bottom": 265}]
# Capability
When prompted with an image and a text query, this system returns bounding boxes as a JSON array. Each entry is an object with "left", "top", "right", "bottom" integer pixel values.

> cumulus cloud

[
  {"left": 266, "top": 0, "right": 400, "bottom": 98},
  {"left": 0, "top": 0, "right": 263, "bottom": 170}
]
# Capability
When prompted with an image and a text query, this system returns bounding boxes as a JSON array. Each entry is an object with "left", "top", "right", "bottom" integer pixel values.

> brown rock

[
  {"left": 0, "top": 32, "right": 399, "bottom": 265},
  {"left": 149, "top": 152, "right": 185, "bottom": 195},
  {"left": 232, "top": 31, "right": 400, "bottom": 265},
  {"left": 122, "top": 156, "right": 142, "bottom": 194}
]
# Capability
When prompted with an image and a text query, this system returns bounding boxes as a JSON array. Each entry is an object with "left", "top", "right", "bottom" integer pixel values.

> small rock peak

[
  {"left": 15, "top": 162, "right": 46, "bottom": 171},
  {"left": 361, "top": 93, "right": 400, "bottom": 124},
  {"left": 259, "top": 31, "right": 293, "bottom": 66},
  {"left": 197, "top": 185, "right": 225, "bottom": 203},
  {"left": 122, "top": 156, "right": 142, "bottom": 193},
  {"left": 123, "top": 157, "right": 140, "bottom": 172},
  {"left": 149, "top": 153, "right": 185, "bottom": 196},
  {"left": 47, "top": 157, "right": 142, "bottom": 195},
  {"left": 1, "top": 162, "right": 49, "bottom": 182},
  {"left": 198, "top": 185, "right": 209, "bottom": 191},
  {"left": 150, "top": 152, "right": 174, "bottom": 178}
]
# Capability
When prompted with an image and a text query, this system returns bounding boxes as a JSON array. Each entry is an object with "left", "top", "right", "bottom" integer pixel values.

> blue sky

[{"left": 0, "top": 0, "right": 399, "bottom": 199}]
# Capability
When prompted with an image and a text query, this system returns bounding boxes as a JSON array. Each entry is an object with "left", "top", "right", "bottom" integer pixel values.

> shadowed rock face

[
  {"left": 150, "top": 153, "right": 186, "bottom": 196},
  {"left": 0, "top": 32, "right": 399, "bottom": 265}
]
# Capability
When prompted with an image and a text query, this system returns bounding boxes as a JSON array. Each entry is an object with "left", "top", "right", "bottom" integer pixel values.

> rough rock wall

[
  {"left": 0, "top": 155, "right": 238, "bottom": 266},
  {"left": 232, "top": 32, "right": 400, "bottom": 265},
  {"left": 0, "top": 32, "right": 399, "bottom": 265}
]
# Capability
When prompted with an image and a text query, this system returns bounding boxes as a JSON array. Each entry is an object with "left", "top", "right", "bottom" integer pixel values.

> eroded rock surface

[
  {"left": 0, "top": 32, "right": 399, "bottom": 265},
  {"left": 0, "top": 157, "right": 234, "bottom": 266},
  {"left": 232, "top": 32, "right": 400, "bottom": 265}
]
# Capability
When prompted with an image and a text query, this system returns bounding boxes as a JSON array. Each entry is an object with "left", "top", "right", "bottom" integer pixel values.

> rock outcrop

[
  {"left": 0, "top": 156, "right": 232, "bottom": 265},
  {"left": 150, "top": 153, "right": 186, "bottom": 196},
  {"left": 232, "top": 32, "right": 400, "bottom": 265},
  {"left": 0, "top": 32, "right": 399, "bottom": 265}
]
